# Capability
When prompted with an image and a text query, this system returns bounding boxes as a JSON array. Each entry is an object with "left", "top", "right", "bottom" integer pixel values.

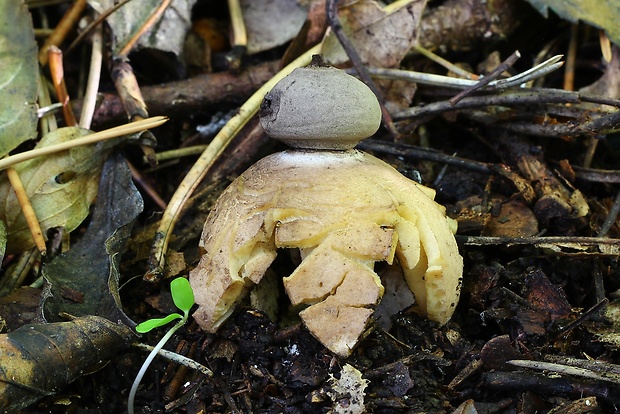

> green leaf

[
  {"left": 525, "top": 0, "right": 620, "bottom": 46},
  {"left": 170, "top": 277, "right": 194, "bottom": 313},
  {"left": 135, "top": 313, "right": 183, "bottom": 333},
  {"left": 0, "top": 0, "right": 39, "bottom": 157}
]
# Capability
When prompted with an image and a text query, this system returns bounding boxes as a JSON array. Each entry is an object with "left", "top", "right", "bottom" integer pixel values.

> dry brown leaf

[
  {"left": 242, "top": 0, "right": 308, "bottom": 54},
  {"left": 483, "top": 198, "right": 539, "bottom": 238},
  {"left": 321, "top": 0, "right": 427, "bottom": 68}
]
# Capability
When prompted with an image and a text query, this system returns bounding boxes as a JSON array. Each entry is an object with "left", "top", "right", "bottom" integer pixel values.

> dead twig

[
  {"left": 83, "top": 60, "right": 281, "bottom": 124},
  {"left": 79, "top": 24, "right": 103, "bottom": 129},
  {"left": 48, "top": 46, "right": 77, "bottom": 127},
  {"left": 6, "top": 169, "right": 46, "bottom": 255},
  {"left": 132, "top": 342, "right": 212, "bottom": 377},
  {"left": 458, "top": 235, "right": 620, "bottom": 256},
  {"left": 450, "top": 50, "right": 521, "bottom": 105},
  {"left": 508, "top": 358, "right": 620, "bottom": 385},
  {"left": 66, "top": 0, "right": 134, "bottom": 55},
  {"left": 571, "top": 166, "right": 620, "bottom": 183},
  {"left": 597, "top": 188, "right": 620, "bottom": 237},
  {"left": 38, "top": 0, "right": 87, "bottom": 65},
  {"left": 227, "top": 0, "right": 247, "bottom": 69},
  {"left": 119, "top": 0, "right": 173, "bottom": 57},
  {"left": 367, "top": 54, "right": 564, "bottom": 91},
  {"left": 394, "top": 88, "right": 582, "bottom": 120},
  {"left": 357, "top": 139, "right": 493, "bottom": 174},
  {"left": 553, "top": 298, "right": 608, "bottom": 338}
]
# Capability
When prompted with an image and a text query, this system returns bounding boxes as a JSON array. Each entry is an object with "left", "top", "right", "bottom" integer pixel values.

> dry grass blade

[
  {"left": 508, "top": 359, "right": 620, "bottom": 385},
  {"left": 366, "top": 55, "right": 564, "bottom": 90},
  {"left": 0, "top": 116, "right": 168, "bottom": 171},
  {"left": 458, "top": 235, "right": 620, "bottom": 256},
  {"left": 79, "top": 24, "right": 103, "bottom": 129},
  {"left": 118, "top": 0, "right": 173, "bottom": 57},
  {"left": 6, "top": 168, "right": 46, "bottom": 255}
]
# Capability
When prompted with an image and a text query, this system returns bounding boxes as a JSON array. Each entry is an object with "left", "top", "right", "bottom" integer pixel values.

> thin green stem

[{"left": 127, "top": 316, "right": 187, "bottom": 414}]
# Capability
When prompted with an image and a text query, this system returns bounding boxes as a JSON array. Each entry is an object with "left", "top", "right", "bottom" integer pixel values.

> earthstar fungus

[{"left": 190, "top": 57, "right": 463, "bottom": 356}]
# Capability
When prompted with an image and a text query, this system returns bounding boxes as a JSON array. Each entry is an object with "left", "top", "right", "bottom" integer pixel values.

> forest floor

[{"left": 2, "top": 0, "right": 620, "bottom": 413}]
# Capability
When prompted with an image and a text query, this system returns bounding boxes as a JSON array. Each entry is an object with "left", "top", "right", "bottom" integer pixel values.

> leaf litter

[{"left": 3, "top": 0, "right": 620, "bottom": 413}]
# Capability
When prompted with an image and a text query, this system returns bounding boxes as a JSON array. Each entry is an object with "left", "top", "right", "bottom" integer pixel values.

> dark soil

[{"left": 4, "top": 0, "right": 620, "bottom": 413}]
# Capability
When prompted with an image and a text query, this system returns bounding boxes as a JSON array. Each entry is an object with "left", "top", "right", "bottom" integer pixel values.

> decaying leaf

[
  {"left": 0, "top": 0, "right": 38, "bottom": 157},
  {"left": 41, "top": 153, "right": 143, "bottom": 324},
  {"left": 321, "top": 0, "right": 427, "bottom": 68},
  {"left": 321, "top": 0, "right": 425, "bottom": 110},
  {"left": 88, "top": 0, "right": 197, "bottom": 56},
  {"left": 0, "top": 315, "right": 134, "bottom": 414},
  {"left": 0, "top": 127, "right": 107, "bottom": 253},
  {"left": 483, "top": 198, "right": 539, "bottom": 238},
  {"left": 242, "top": 0, "right": 308, "bottom": 54},
  {"left": 328, "top": 364, "right": 368, "bottom": 414}
]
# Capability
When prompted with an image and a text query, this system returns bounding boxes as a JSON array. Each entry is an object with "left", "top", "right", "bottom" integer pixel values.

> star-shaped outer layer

[{"left": 190, "top": 149, "right": 463, "bottom": 356}]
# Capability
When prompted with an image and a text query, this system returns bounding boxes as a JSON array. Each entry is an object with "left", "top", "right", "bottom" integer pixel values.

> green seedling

[{"left": 128, "top": 277, "right": 195, "bottom": 414}]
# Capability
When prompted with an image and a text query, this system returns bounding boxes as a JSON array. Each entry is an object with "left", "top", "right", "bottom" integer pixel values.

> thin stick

[
  {"left": 458, "top": 235, "right": 620, "bottom": 256},
  {"left": 393, "top": 88, "right": 581, "bottom": 121},
  {"left": 145, "top": 44, "right": 321, "bottom": 281},
  {"left": 154, "top": 145, "right": 207, "bottom": 162},
  {"left": 128, "top": 161, "right": 167, "bottom": 210},
  {"left": 48, "top": 46, "right": 77, "bottom": 127},
  {"left": 79, "top": 24, "right": 103, "bottom": 129},
  {"left": 228, "top": 0, "right": 247, "bottom": 47},
  {"left": 6, "top": 168, "right": 47, "bottom": 255},
  {"left": 564, "top": 23, "right": 579, "bottom": 91},
  {"left": 132, "top": 342, "right": 213, "bottom": 377},
  {"left": 507, "top": 359, "right": 620, "bottom": 384},
  {"left": 66, "top": 0, "right": 134, "bottom": 54},
  {"left": 365, "top": 55, "right": 563, "bottom": 90},
  {"left": 119, "top": 0, "right": 173, "bottom": 57},
  {"left": 226, "top": 0, "right": 248, "bottom": 68},
  {"left": 449, "top": 50, "right": 521, "bottom": 105},
  {"left": 597, "top": 187, "right": 620, "bottom": 237},
  {"left": 553, "top": 298, "right": 608, "bottom": 338},
  {"left": 412, "top": 44, "right": 478, "bottom": 80},
  {"left": 0, "top": 116, "right": 168, "bottom": 171},
  {"left": 38, "top": 0, "right": 87, "bottom": 65}
]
